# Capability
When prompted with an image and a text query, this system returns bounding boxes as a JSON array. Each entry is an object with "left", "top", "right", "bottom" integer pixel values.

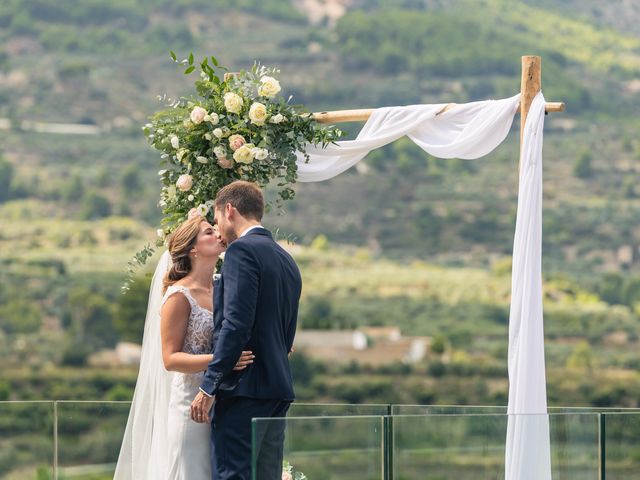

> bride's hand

[{"left": 233, "top": 350, "right": 255, "bottom": 371}]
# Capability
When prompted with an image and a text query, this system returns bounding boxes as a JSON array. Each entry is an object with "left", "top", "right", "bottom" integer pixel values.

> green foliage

[
  {"left": 0, "top": 298, "right": 42, "bottom": 334},
  {"left": 121, "top": 165, "right": 142, "bottom": 195},
  {"left": 114, "top": 275, "right": 152, "bottom": 343},
  {"left": 573, "top": 150, "right": 593, "bottom": 178},
  {"left": 81, "top": 191, "right": 112, "bottom": 219},
  {"left": 67, "top": 287, "right": 117, "bottom": 349},
  {"left": 0, "top": 155, "right": 14, "bottom": 202}
]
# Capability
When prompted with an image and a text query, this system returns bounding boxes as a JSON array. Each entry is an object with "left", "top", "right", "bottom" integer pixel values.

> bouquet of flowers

[
  {"left": 282, "top": 460, "right": 307, "bottom": 480},
  {"left": 123, "top": 52, "right": 342, "bottom": 291}
]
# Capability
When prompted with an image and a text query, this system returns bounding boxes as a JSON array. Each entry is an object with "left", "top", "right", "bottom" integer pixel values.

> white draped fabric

[
  {"left": 296, "top": 92, "right": 552, "bottom": 480},
  {"left": 505, "top": 93, "right": 551, "bottom": 480}
]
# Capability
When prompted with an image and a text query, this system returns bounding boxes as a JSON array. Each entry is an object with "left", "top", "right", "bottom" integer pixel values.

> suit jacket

[{"left": 200, "top": 227, "right": 302, "bottom": 400}]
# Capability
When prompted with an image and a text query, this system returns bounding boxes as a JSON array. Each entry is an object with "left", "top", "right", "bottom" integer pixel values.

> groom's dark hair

[{"left": 215, "top": 181, "right": 264, "bottom": 221}]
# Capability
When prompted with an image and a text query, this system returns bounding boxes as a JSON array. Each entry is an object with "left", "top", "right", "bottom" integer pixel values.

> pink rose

[
  {"left": 281, "top": 472, "right": 293, "bottom": 480},
  {"left": 190, "top": 106, "right": 207, "bottom": 125},
  {"left": 228, "top": 134, "right": 246, "bottom": 151},
  {"left": 188, "top": 208, "right": 200, "bottom": 219},
  {"left": 217, "top": 157, "right": 234, "bottom": 169},
  {"left": 176, "top": 174, "right": 193, "bottom": 191}
]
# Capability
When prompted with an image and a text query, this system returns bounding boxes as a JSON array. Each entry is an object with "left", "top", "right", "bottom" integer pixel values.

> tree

[
  {"left": 0, "top": 299, "right": 42, "bottom": 334},
  {"left": 0, "top": 156, "right": 14, "bottom": 202},
  {"left": 81, "top": 191, "right": 112, "bottom": 219},
  {"left": 114, "top": 275, "right": 152, "bottom": 343},
  {"left": 573, "top": 150, "right": 593, "bottom": 178},
  {"left": 566, "top": 340, "right": 593, "bottom": 371},
  {"left": 67, "top": 287, "right": 117, "bottom": 349},
  {"left": 121, "top": 165, "right": 141, "bottom": 195}
]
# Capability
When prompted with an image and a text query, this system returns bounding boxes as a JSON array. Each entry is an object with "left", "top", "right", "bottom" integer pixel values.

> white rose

[
  {"left": 252, "top": 147, "right": 269, "bottom": 161},
  {"left": 233, "top": 144, "right": 255, "bottom": 164},
  {"left": 196, "top": 204, "right": 209, "bottom": 216},
  {"left": 196, "top": 156, "right": 209, "bottom": 164},
  {"left": 166, "top": 185, "right": 177, "bottom": 199},
  {"left": 170, "top": 135, "right": 179, "bottom": 149},
  {"left": 204, "top": 133, "right": 212, "bottom": 141},
  {"left": 224, "top": 92, "right": 244, "bottom": 114},
  {"left": 213, "top": 128, "right": 223, "bottom": 139},
  {"left": 205, "top": 112, "right": 220, "bottom": 125},
  {"left": 190, "top": 106, "right": 207, "bottom": 125},
  {"left": 258, "top": 76, "right": 281, "bottom": 98},
  {"left": 176, "top": 174, "right": 193, "bottom": 191},
  {"left": 213, "top": 145, "right": 227, "bottom": 159},
  {"left": 248, "top": 102, "right": 267, "bottom": 126},
  {"left": 270, "top": 113, "right": 284, "bottom": 124}
]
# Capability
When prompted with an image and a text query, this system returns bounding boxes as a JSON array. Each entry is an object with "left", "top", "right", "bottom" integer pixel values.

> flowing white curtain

[
  {"left": 296, "top": 92, "right": 552, "bottom": 480},
  {"left": 505, "top": 92, "right": 551, "bottom": 480}
]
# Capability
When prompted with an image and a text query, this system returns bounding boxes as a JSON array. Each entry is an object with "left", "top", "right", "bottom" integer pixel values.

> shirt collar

[{"left": 239, "top": 225, "right": 263, "bottom": 238}]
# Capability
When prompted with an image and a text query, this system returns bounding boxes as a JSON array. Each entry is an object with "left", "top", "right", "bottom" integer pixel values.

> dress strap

[{"left": 162, "top": 285, "right": 198, "bottom": 310}]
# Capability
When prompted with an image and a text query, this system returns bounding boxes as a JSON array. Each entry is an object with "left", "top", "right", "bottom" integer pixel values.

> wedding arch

[{"left": 275, "top": 55, "right": 564, "bottom": 480}]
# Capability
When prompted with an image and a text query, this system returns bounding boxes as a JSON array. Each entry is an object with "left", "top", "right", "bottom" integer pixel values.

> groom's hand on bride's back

[{"left": 232, "top": 350, "right": 255, "bottom": 371}]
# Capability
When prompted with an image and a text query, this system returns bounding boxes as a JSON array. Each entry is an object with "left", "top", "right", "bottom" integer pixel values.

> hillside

[{"left": 1, "top": 0, "right": 640, "bottom": 410}]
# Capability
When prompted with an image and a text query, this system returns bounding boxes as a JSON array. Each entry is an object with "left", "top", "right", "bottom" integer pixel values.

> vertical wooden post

[{"left": 520, "top": 55, "right": 542, "bottom": 147}]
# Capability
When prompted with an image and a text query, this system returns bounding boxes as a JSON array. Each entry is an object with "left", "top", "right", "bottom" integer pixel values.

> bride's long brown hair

[{"left": 163, "top": 216, "right": 206, "bottom": 293}]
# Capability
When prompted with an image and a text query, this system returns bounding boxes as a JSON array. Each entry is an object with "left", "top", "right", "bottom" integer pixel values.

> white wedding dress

[
  {"left": 163, "top": 285, "right": 214, "bottom": 479},
  {"left": 114, "top": 251, "right": 213, "bottom": 480}
]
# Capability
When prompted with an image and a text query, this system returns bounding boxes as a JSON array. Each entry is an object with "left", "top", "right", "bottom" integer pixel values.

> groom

[{"left": 190, "top": 180, "right": 302, "bottom": 480}]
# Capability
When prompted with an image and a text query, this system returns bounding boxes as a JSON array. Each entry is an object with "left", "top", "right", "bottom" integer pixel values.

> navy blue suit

[{"left": 200, "top": 227, "right": 301, "bottom": 480}]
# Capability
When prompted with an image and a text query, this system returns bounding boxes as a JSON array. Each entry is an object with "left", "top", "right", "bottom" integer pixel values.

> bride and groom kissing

[{"left": 115, "top": 181, "right": 302, "bottom": 480}]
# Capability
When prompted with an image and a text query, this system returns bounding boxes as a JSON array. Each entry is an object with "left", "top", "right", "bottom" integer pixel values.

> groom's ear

[{"left": 224, "top": 202, "right": 234, "bottom": 219}]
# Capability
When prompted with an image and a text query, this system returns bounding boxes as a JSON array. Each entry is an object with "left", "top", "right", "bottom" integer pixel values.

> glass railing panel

[
  {"left": 602, "top": 412, "right": 640, "bottom": 480},
  {"left": 55, "top": 401, "right": 131, "bottom": 480},
  {"left": 0, "top": 401, "right": 54, "bottom": 480},
  {"left": 289, "top": 402, "right": 389, "bottom": 416},
  {"left": 392, "top": 413, "right": 600, "bottom": 479},
  {"left": 252, "top": 415, "right": 384, "bottom": 480},
  {"left": 391, "top": 404, "right": 507, "bottom": 415}
]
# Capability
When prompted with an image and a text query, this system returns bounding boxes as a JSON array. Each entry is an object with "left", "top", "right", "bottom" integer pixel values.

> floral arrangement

[
  {"left": 282, "top": 460, "right": 307, "bottom": 480},
  {"left": 122, "top": 52, "right": 342, "bottom": 291}
]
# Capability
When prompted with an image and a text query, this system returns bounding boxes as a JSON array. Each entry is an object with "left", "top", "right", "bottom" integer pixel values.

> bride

[{"left": 114, "top": 215, "right": 254, "bottom": 479}]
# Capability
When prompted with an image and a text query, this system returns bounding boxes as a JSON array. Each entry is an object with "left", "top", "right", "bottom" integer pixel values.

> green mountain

[{"left": 1, "top": 0, "right": 640, "bottom": 411}]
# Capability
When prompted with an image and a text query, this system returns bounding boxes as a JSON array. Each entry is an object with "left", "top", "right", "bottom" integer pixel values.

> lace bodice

[{"left": 162, "top": 285, "right": 214, "bottom": 355}]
